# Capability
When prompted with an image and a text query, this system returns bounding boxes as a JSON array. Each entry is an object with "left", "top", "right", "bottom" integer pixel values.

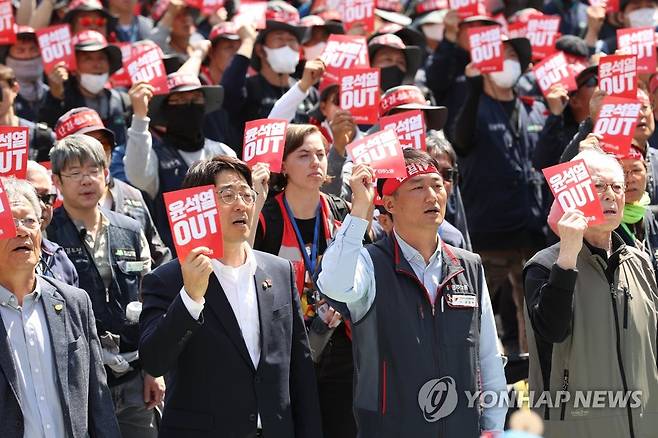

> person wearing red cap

[
  {"left": 369, "top": 33, "right": 422, "bottom": 90},
  {"left": 39, "top": 30, "right": 129, "bottom": 147},
  {"left": 317, "top": 149, "right": 507, "bottom": 437},
  {"left": 300, "top": 14, "right": 344, "bottom": 61},
  {"left": 200, "top": 22, "right": 242, "bottom": 86},
  {"left": 63, "top": 0, "right": 117, "bottom": 37}
]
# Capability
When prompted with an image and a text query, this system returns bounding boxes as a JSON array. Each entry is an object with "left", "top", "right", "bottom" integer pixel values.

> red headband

[
  {"left": 381, "top": 163, "right": 440, "bottom": 196},
  {"left": 620, "top": 145, "right": 644, "bottom": 161}
]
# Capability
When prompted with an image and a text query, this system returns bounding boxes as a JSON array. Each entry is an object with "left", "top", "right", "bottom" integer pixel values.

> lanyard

[{"left": 283, "top": 196, "right": 321, "bottom": 278}]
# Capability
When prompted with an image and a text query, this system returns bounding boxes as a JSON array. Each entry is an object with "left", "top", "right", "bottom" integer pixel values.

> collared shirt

[
  {"left": 317, "top": 214, "right": 508, "bottom": 432},
  {"left": 0, "top": 277, "right": 66, "bottom": 438}
]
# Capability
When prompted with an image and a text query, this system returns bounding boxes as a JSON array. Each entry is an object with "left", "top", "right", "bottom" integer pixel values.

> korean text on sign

[
  {"left": 339, "top": 67, "right": 380, "bottom": 125},
  {"left": 533, "top": 51, "right": 577, "bottom": 96},
  {"left": 542, "top": 159, "right": 605, "bottom": 225},
  {"left": 598, "top": 54, "right": 637, "bottom": 98},
  {"left": 526, "top": 15, "right": 560, "bottom": 59},
  {"left": 164, "top": 185, "right": 223, "bottom": 261},
  {"left": 125, "top": 46, "right": 169, "bottom": 95},
  {"left": 242, "top": 119, "right": 288, "bottom": 173},
  {"left": 380, "top": 110, "right": 427, "bottom": 151},
  {"left": 617, "top": 27, "right": 656, "bottom": 73},
  {"left": 36, "top": 24, "right": 75, "bottom": 74},
  {"left": 0, "top": 0, "right": 16, "bottom": 45},
  {"left": 0, "top": 127, "right": 28, "bottom": 179},
  {"left": 321, "top": 35, "right": 369, "bottom": 70},
  {"left": 592, "top": 96, "right": 642, "bottom": 156},
  {"left": 347, "top": 129, "right": 406, "bottom": 178},
  {"left": 467, "top": 25, "right": 504, "bottom": 73}
]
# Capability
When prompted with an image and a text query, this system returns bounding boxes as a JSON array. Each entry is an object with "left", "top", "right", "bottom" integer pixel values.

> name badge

[
  {"left": 446, "top": 294, "right": 478, "bottom": 308},
  {"left": 118, "top": 260, "right": 145, "bottom": 273}
]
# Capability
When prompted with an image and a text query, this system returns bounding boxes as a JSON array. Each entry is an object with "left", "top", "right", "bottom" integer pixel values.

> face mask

[
  {"left": 422, "top": 24, "right": 444, "bottom": 42},
  {"left": 627, "top": 8, "right": 658, "bottom": 28},
  {"left": 79, "top": 73, "right": 109, "bottom": 95},
  {"left": 164, "top": 103, "right": 206, "bottom": 152},
  {"left": 263, "top": 45, "right": 300, "bottom": 74},
  {"left": 5, "top": 56, "right": 43, "bottom": 82},
  {"left": 380, "top": 65, "right": 406, "bottom": 90},
  {"left": 488, "top": 59, "right": 521, "bottom": 89},
  {"left": 304, "top": 42, "right": 327, "bottom": 61}
]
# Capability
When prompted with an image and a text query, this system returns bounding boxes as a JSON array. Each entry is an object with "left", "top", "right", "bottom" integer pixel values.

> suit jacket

[
  {"left": 139, "top": 250, "right": 322, "bottom": 438},
  {"left": 0, "top": 276, "right": 120, "bottom": 438}
]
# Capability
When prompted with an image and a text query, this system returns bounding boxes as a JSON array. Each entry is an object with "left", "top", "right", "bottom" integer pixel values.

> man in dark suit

[
  {"left": 0, "top": 178, "right": 119, "bottom": 438},
  {"left": 139, "top": 155, "right": 322, "bottom": 438}
]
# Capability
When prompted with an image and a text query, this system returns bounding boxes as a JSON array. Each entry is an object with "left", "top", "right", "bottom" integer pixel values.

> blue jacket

[{"left": 39, "top": 237, "right": 79, "bottom": 287}]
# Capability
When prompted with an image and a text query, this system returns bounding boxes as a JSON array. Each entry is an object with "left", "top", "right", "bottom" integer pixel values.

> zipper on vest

[
  {"left": 610, "top": 282, "right": 636, "bottom": 438},
  {"left": 560, "top": 369, "right": 569, "bottom": 420},
  {"left": 105, "top": 287, "right": 110, "bottom": 303},
  {"left": 623, "top": 287, "right": 632, "bottom": 330}
]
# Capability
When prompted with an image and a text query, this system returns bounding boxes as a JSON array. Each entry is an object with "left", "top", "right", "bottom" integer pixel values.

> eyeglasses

[
  {"left": 78, "top": 16, "right": 107, "bottom": 27},
  {"left": 13, "top": 216, "right": 40, "bottom": 230},
  {"left": 59, "top": 167, "right": 103, "bottom": 182},
  {"left": 592, "top": 180, "right": 626, "bottom": 195},
  {"left": 217, "top": 188, "right": 257, "bottom": 205},
  {"left": 440, "top": 168, "right": 458, "bottom": 183},
  {"left": 37, "top": 193, "right": 57, "bottom": 206}
]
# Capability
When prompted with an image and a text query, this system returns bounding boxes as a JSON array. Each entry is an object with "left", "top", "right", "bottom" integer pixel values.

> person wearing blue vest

[
  {"left": 317, "top": 149, "right": 507, "bottom": 437},
  {"left": 45, "top": 134, "right": 164, "bottom": 438},
  {"left": 123, "top": 73, "right": 235, "bottom": 254},
  {"left": 451, "top": 36, "right": 547, "bottom": 354}
]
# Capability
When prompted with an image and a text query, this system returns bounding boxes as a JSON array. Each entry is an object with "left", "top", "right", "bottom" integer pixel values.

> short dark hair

[
  {"left": 182, "top": 155, "right": 252, "bottom": 189},
  {"left": 376, "top": 148, "right": 440, "bottom": 197},
  {"left": 425, "top": 130, "right": 457, "bottom": 165}
]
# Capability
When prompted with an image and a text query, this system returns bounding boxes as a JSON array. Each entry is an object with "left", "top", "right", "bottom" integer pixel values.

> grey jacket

[{"left": 0, "top": 276, "right": 120, "bottom": 438}]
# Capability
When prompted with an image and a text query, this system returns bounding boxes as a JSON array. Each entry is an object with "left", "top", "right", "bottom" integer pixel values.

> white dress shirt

[
  {"left": 317, "top": 214, "right": 508, "bottom": 432},
  {"left": 0, "top": 277, "right": 66, "bottom": 438}
]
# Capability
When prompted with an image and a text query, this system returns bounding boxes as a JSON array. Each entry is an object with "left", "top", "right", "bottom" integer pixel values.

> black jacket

[{"left": 139, "top": 252, "right": 323, "bottom": 438}]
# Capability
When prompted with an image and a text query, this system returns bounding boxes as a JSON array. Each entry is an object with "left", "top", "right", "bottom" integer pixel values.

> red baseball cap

[
  {"left": 380, "top": 85, "right": 448, "bottom": 131},
  {"left": 55, "top": 107, "right": 116, "bottom": 146}
]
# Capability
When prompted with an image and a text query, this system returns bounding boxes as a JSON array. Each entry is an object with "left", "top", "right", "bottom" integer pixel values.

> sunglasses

[
  {"left": 78, "top": 16, "right": 107, "bottom": 27},
  {"left": 37, "top": 193, "right": 57, "bottom": 206},
  {"left": 440, "top": 168, "right": 458, "bottom": 183}
]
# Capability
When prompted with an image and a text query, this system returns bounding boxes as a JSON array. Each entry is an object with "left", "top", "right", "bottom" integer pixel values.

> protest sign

[
  {"left": 36, "top": 24, "right": 75, "bottom": 74},
  {"left": 533, "top": 51, "right": 577, "bottom": 96},
  {"left": 321, "top": 35, "right": 369, "bottom": 70},
  {"left": 0, "top": 127, "right": 28, "bottom": 179},
  {"left": 598, "top": 54, "right": 637, "bottom": 98},
  {"left": 339, "top": 67, "right": 380, "bottom": 124},
  {"left": 125, "top": 45, "right": 168, "bottom": 94},
  {"left": 340, "top": 0, "right": 375, "bottom": 33},
  {"left": 592, "top": 96, "right": 642, "bottom": 156},
  {"left": 379, "top": 110, "right": 427, "bottom": 150},
  {"left": 347, "top": 129, "right": 406, "bottom": 178},
  {"left": 526, "top": 15, "right": 560, "bottom": 59},
  {"left": 0, "top": 1, "right": 16, "bottom": 45},
  {"left": 242, "top": 119, "right": 288, "bottom": 172},
  {"left": 467, "top": 25, "right": 504, "bottom": 73},
  {"left": 617, "top": 27, "right": 656, "bottom": 73}
]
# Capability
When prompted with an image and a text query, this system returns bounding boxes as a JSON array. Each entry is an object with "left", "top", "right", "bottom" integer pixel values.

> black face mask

[
  {"left": 380, "top": 66, "right": 406, "bottom": 91},
  {"left": 164, "top": 103, "right": 205, "bottom": 152}
]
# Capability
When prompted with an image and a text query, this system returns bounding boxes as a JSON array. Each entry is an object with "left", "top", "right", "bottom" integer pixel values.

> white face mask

[
  {"left": 263, "top": 45, "right": 300, "bottom": 74},
  {"left": 304, "top": 42, "right": 327, "bottom": 61},
  {"left": 627, "top": 8, "right": 658, "bottom": 28},
  {"left": 488, "top": 59, "right": 522, "bottom": 89},
  {"left": 79, "top": 73, "right": 109, "bottom": 94},
  {"left": 422, "top": 23, "right": 444, "bottom": 42}
]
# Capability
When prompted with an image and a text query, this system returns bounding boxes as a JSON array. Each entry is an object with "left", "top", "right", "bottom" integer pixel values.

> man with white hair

[
  {"left": 524, "top": 149, "right": 658, "bottom": 437},
  {"left": 0, "top": 177, "right": 120, "bottom": 438},
  {"left": 25, "top": 160, "right": 79, "bottom": 286}
]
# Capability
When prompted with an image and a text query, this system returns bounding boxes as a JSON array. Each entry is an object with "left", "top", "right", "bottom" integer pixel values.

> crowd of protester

[{"left": 3, "top": 0, "right": 658, "bottom": 436}]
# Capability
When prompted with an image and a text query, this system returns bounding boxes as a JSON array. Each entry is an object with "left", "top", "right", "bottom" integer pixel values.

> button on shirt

[{"left": 0, "top": 278, "right": 66, "bottom": 438}]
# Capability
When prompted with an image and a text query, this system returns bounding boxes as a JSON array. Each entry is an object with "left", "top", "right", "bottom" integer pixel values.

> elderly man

[
  {"left": 0, "top": 177, "right": 119, "bottom": 438},
  {"left": 318, "top": 149, "right": 507, "bottom": 437},
  {"left": 26, "top": 160, "right": 79, "bottom": 287},
  {"left": 46, "top": 134, "right": 162, "bottom": 438},
  {"left": 524, "top": 148, "right": 658, "bottom": 438}
]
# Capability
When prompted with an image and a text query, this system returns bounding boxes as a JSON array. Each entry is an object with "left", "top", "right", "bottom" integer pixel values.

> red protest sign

[
  {"left": 109, "top": 42, "right": 133, "bottom": 88},
  {"left": 379, "top": 110, "right": 427, "bottom": 150},
  {"left": 164, "top": 185, "right": 223, "bottom": 261},
  {"left": 339, "top": 67, "right": 380, "bottom": 125},
  {"left": 415, "top": 0, "right": 448, "bottom": 13},
  {"left": 467, "top": 25, "right": 504, "bottom": 73},
  {"left": 0, "top": 179, "right": 16, "bottom": 240},
  {"left": 590, "top": 0, "right": 619, "bottom": 13},
  {"left": 448, "top": 0, "right": 480, "bottom": 19},
  {"left": 526, "top": 15, "right": 560, "bottom": 59},
  {"left": 321, "top": 35, "right": 369, "bottom": 70},
  {"left": 0, "top": 1, "right": 16, "bottom": 45},
  {"left": 125, "top": 45, "right": 168, "bottom": 95},
  {"left": 598, "top": 54, "right": 637, "bottom": 98},
  {"left": 347, "top": 129, "right": 406, "bottom": 178},
  {"left": 592, "top": 96, "right": 641, "bottom": 156},
  {"left": 533, "top": 51, "right": 577, "bottom": 96},
  {"left": 232, "top": 1, "right": 267, "bottom": 28},
  {"left": 617, "top": 27, "right": 656, "bottom": 74},
  {"left": 340, "top": 0, "right": 375, "bottom": 33},
  {"left": 542, "top": 159, "right": 605, "bottom": 225},
  {"left": 242, "top": 119, "right": 288, "bottom": 173},
  {"left": 506, "top": 22, "right": 527, "bottom": 38},
  {"left": 0, "top": 127, "right": 28, "bottom": 179},
  {"left": 36, "top": 25, "right": 76, "bottom": 74}
]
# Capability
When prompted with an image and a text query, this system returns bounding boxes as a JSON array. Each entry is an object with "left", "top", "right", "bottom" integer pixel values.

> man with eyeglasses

[
  {"left": 0, "top": 177, "right": 121, "bottom": 438},
  {"left": 26, "top": 160, "right": 79, "bottom": 287},
  {"left": 139, "top": 155, "right": 321, "bottom": 438},
  {"left": 524, "top": 148, "right": 658, "bottom": 438},
  {"left": 45, "top": 134, "right": 163, "bottom": 438}
]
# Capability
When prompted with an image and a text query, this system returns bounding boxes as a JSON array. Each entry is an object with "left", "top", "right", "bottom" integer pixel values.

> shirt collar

[
  {"left": 393, "top": 229, "right": 442, "bottom": 268},
  {"left": 212, "top": 244, "right": 258, "bottom": 276},
  {"left": 0, "top": 276, "right": 42, "bottom": 308}
]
